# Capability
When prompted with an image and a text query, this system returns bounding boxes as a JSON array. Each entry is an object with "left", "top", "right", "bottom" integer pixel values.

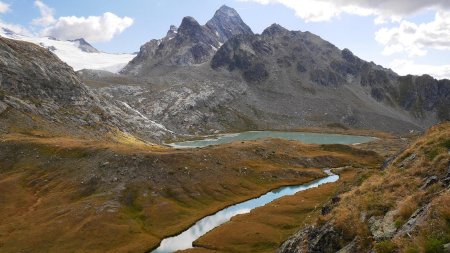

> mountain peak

[
  {"left": 178, "top": 16, "right": 202, "bottom": 35},
  {"left": 180, "top": 16, "right": 200, "bottom": 28},
  {"left": 262, "top": 23, "right": 289, "bottom": 36},
  {"left": 206, "top": 5, "right": 253, "bottom": 43},
  {"left": 215, "top": 5, "right": 239, "bottom": 17},
  {"left": 166, "top": 25, "right": 178, "bottom": 38},
  {"left": 70, "top": 38, "right": 99, "bottom": 53}
]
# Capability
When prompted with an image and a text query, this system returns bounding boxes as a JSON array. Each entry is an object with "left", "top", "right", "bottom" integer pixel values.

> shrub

[
  {"left": 425, "top": 147, "right": 440, "bottom": 161},
  {"left": 394, "top": 218, "right": 404, "bottom": 229},
  {"left": 398, "top": 196, "right": 418, "bottom": 221},
  {"left": 405, "top": 246, "right": 420, "bottom": 253},
  {"left": 441, "top": 139, "right": 450, "bottom": 149},
  {"left": 374, "top": 240, "right": 398, "bottom": 253},
  {"left": 424, "top": 237, "right": 445, "bottom": 253}
]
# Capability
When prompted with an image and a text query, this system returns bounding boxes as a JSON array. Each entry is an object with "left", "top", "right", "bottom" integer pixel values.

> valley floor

[{"left": 0, "top": 128, "right": 412, "bottom": 253}]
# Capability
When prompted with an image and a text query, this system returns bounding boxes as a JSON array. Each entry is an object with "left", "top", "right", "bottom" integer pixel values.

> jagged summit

[
  {"left": 178, "top": 16, "right": 208, "bottom": 41},
  {"left": 206, "top": 5, "right": 253, "bottom": 43},
  {"left": 166, "top": 25, "right": 178, "bottom": 38},
  {"left": 121, "top": 5, "right": 253, "bottom": 73},
  {"left": 262, "top": 23, "right": 289, "bottom": 36},
  {"left": 215, "top": 5, "right": 240, "bottom": 17},
  {"left": 69, "top": 38, "right": 100, "bottom": 53},
  {"left": 179, "top": 16, "right": 201, "bottom": 30}
]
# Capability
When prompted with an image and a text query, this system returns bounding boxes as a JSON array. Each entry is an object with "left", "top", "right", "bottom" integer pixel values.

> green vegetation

[{"left": 375, "top": 240, "right": 398, "bottom": 253}]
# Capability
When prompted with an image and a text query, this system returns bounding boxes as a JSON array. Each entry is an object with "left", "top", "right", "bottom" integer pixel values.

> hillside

[
  {"left": 278, "top": 123, "right": 450, "bottom": 253},
  {"left": 0, "top": 37, "right": 172, "bottom": 142}
]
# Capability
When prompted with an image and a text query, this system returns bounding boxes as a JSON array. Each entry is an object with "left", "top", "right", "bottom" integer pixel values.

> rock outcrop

[
  {"left": 205, "top": 5, "right": 253, "bottom": 43},
  {"left": 0, "top": 37, "right": 172, "bottom": 141},
  {"left": 70, "top": 38, "right": 100, "bottom": 53},
  {"left": 278, "top": 222, "right": 343, "bottom": 253}
]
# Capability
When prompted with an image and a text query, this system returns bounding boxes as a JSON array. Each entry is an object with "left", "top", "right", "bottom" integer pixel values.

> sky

[{"left": 0, "top": 0, "right": 450, "bottom": 79}]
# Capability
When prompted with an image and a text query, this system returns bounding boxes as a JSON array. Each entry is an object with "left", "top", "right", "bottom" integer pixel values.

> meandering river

[
  {"left": 154, "top": 132, "right": 374, "bottom": 252},
  {"left": 152, "top": 170, "right": 339, "bottom": 253}
]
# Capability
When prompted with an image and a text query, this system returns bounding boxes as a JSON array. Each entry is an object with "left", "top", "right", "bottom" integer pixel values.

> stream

[{"left": 152, "top": 169, "right": 339, "bottom": 253}]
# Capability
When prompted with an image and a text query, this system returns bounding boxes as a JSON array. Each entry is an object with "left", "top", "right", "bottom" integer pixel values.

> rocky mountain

[
  {"left": 90, "top": 6, "right": 449, "bottom": 135},
  {"left": 205, "top": 5, "right": 253, "bottom": 43},
  {"left": 0, "top": 37, "right": 172, "bottom": 142},
  {"left": 121, "top": 5, "right": 253, "bottom": 74}
]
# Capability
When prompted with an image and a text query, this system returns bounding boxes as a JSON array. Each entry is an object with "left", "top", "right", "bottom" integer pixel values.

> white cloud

[
  {"left": 390, "top": 59, "right": 450, "bottom": 80},
  {"left": 330, "top": 0, "right": 450, "bottom": 17},
  {"left": 239, "top": 0, "right": 370, "bottom": 22},
  {"left": 32, "top": 0, "right": 56, "bottom": 26},
  {"left": 0, "top": 21, "right": 32, "bottom": 36},
  {"left": 42, "top": 12, "right": 134, "bottom": 42},
  {"left": 375, "top": 11, "right": 450, "bottom": 57},
  {"left": 240, "top": 0, "right": 450, "bottom": 22},
  {"left": 0, "top": 1, "right": 10, "bottom": 13}
]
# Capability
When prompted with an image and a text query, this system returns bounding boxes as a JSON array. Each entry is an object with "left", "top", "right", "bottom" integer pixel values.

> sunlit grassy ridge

[{"left": 308, "top": 122, "right": 450, "bottom": 252}]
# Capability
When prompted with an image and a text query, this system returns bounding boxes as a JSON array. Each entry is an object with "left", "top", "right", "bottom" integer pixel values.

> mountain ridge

[
  {"left": 120, "top": 5, "right": 253, "bottom": 74},
  {"left": 96, "top": 6, "right": 449, "bottom": 135}
]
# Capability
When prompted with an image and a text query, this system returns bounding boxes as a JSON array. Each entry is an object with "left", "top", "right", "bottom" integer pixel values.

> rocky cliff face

[
  {"left": 205, "top": 5, "right": 253, "bottom": 43},
  {"left": 212, "top": 23, "right": 450, "bottom": 122},
  {"left": 0, "top": 37, "right": 172, "bottom": 142},
  {"left": 121, "top": 5, "right": 253, "bottom": 75}
]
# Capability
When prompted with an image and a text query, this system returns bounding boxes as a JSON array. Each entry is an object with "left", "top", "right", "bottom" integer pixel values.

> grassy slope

[
  {"left": 0, "top": 132, "right": 383, "bottom": 253},
  {"left": 311, "top": 122, "right": 450, "bottom": 252}
]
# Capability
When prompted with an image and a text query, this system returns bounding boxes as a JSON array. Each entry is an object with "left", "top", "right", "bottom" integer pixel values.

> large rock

[
  {"left": 395, "top": 204, "right": 430, "bottom": 238},
  {"left": 368, "top": 210, "right": 398, "bottom": 241},
  {"left": 278, "top": 222, "right": 342, "bottom": 253}
]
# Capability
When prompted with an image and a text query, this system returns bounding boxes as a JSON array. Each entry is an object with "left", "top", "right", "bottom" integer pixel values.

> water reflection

[
  {"left": 152, "top": 170, "right": 339, "bottom": 253},
  {"left": 169, "top": 131, "right": 375, "bottom": 148}
]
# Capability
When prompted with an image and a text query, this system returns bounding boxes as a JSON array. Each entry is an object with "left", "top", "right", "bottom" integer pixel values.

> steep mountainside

[
  {"left": 85, "top": 6, "right": 450, "bottom": 135},
  {"left": 0, "top": 37, "right": 172, "bottom": 142}
]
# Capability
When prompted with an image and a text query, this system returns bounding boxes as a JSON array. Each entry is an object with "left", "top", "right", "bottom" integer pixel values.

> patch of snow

[{"left": 0, "top": 30, "right": 134, "bottom": 73}]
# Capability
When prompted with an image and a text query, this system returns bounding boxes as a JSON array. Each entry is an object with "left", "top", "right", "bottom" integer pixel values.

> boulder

[
  {"left": 368, "top": 210, "right": 397, "bottom": 241},
  {"left": 395, "top": 204, "right": 430, "bottom": 238},
  {"left": 278, "top": 222, "right": 342, "bottom": 253},
  {"left": 420, "top": 175, "right": 438, "bottom": 189}
]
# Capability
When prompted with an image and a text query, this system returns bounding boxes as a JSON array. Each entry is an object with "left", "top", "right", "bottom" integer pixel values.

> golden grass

[
  {"left": 315, "top": 122, "right": 450, "bottom": 252},
  {"left": 0, "top": 130, "right": 385, "bottom": 253},
  {"left": 187, "top": 169, "right": 361, "bottom": 253}
]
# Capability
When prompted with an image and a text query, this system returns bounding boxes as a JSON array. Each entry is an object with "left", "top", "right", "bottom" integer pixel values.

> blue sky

[{"left": 0, "top": 0, "right": 450, "bottom": 79}]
